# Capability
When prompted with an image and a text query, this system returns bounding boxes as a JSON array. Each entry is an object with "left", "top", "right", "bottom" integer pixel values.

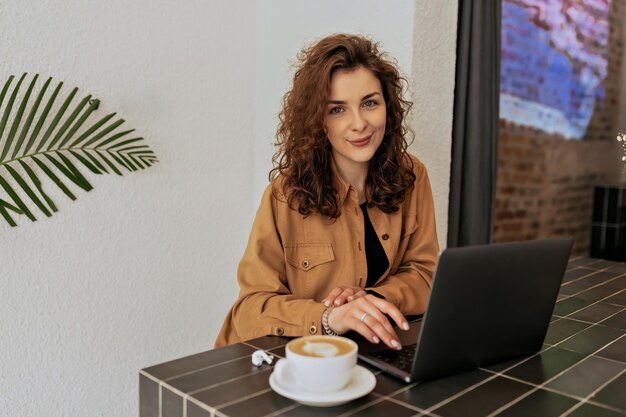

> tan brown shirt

[{"left": 215, "top": 154, "right": 439, "bottom": 347}]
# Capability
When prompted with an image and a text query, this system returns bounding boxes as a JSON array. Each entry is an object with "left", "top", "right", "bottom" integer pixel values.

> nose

[{"left": 350, "top": 110, "right": 367, "bottom": 132}]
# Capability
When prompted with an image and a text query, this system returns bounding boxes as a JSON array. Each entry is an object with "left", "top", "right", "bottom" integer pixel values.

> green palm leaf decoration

[{"left": 0, "top": 73, "right": 158, "bottom": 227}]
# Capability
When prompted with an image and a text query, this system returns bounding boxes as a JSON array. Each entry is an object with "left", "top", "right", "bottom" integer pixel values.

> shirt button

[
  {"left": 309, "top": 324, "right": 317, "bottom": 334},
  {"left": 302, "top": 260, "right": 310, "bottom": 268},
  {"left": 275, "top": 327, "right": 284, "bottom": 336},
  {"left": 382, "top": 234, "right": 389, "bottom": 240}
]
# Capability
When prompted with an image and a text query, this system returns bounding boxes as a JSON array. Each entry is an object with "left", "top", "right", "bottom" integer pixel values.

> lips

[{"left": 349, "top": 133, "right": 373, "bottom": 147}]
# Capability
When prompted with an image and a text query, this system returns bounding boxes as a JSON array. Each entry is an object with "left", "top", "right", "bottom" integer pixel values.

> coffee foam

[
  {"left": 289, "top": 336, "right": 354, "bottom": 358},
  {"left": 302, "top": 341, "right": 338, "bottom": 358}
]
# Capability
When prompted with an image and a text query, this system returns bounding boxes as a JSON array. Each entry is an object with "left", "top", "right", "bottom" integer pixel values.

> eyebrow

[{"left": 327, "top": 92, "right": 381, "bottom": 105}]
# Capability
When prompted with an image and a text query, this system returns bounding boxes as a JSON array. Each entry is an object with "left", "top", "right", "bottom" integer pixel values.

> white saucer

[{"left": 269, "top": 365, "right": 376, "bottom": 407}]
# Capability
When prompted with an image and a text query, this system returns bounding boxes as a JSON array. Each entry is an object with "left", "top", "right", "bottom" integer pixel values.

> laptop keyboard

[{"left": 370, "top": 343, "right": 417, "bottom": 374}]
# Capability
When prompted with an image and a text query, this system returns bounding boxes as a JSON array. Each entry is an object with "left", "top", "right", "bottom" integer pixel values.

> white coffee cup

[{"left": 273, "top": 335, "right": 358, "bottom": 393}]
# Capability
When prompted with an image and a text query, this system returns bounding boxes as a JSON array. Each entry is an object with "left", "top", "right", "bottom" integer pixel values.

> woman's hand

[
  {"left": 327, "top": 295, "right": 409, "bottom": 350},
  {"left": 323, "top": 286, "right": 367, "bottom": 307}
]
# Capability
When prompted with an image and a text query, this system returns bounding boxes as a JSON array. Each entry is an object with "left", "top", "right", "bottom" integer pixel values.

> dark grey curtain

[{"left": 447, "top": 0, "right": 501, "bottom": 247}]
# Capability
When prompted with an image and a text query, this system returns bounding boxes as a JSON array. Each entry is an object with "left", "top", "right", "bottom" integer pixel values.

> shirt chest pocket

[{"left": 284, "top": 243, "right": 335, "bottom": 298}]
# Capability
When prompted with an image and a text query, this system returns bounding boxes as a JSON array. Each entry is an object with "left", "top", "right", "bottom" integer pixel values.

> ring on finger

[{"left": 359, "top": 312, "right": 368, "bottom": 323}]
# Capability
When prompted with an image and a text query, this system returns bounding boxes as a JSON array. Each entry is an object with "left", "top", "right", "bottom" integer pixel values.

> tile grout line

[
  {"left": 187, "top": 395, "right": 217, "bottom": 415},
  {"left": 483, "top": 336, "right": 626, "bottom": 417},
  {"left": 585, "top": 333, "right": 626, "bottom": 366},
  {"left": 592, "top": 306, "right": 626, "bottom": 328},
  {"left": 149, "top": 342, "right": 284, "bottom": 384},
  {"left": 549, "top": 281, "right": 626, "bottom": 330},
  {"left": 558, "top": 274, "right": 625, "bottom": 303},
  {"left": 543, "top": 332, "right": 625, "bottom": 367},
  {"left": 560, "top": 275, "right": 626, "bottom": 298},
  {"left": 420, "top": 373, "right": 502, "bottom": 414},
  {"left": 547, "top": 294, "right": 626, "bottom": 352},
  {"left": 214, "top": 387, "right": 273, "bottom": 410},
  {"left": 566, "top": 259, "right": 604, "bottom": 271},
  {"left": 494, "top": 372, "right": 587, "bottom": 401},
  {"left": 186, "top": 367, "right": 273, "bottom": 396},
  {"left": 263, "top": 388, "right": 385, "bottom": 417},
  {"left": 481, "top": 372, "right": 591, "bottom": 417},
  {"left": 584, "top": 399, "right": 626, "bottom": 414},
  {"left": 339, "top": 396, "right": 389, "bottom": 417},
  {"left": 561, "top": 268, "right": 621, "bottom": 288},
  {"left": 559, "top": 367, "right": 626, "bottom": 417},
  {"left": 476, "top": 349, "right": 546, "bottom": 376},
  {"left": 242, "top": 341, "right": 288, "bottom": 351},
  {"left": 550, "top": 310, "right": 626, "bottom": 355},
  {"left": 162, "top": 353, "right": 259, "bottom": 382},
  {"left": 262, "top": 403, "right": 301, "bottom": 417},
  {"left": 552, "top": 305, "right": 626, "bottom": 326},
  {"left": 383, "top": 395, "right": 430, "bottom": 414},
  {"left": 159, "top": 379, "right": 217, "bottom": 416},
  {"left": 370, "top": 379, "right": 419, "bottom": 399},
  {"left": 140, "top": 369, "right": 162, "bottom": 384}
]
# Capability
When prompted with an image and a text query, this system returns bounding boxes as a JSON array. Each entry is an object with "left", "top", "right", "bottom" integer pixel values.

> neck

[{"left": 332, "top": 153, "right": 369, "bottom": 201}]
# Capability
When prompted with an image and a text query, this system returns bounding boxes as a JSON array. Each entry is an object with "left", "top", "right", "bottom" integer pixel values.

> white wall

[
  {"left": 410, "top": 1, "right": 458, "bottom": 249},
  {"left": 0, "top": 1, "right": 457, "bottom": 416},
  {"left": 0, "top": 1, "right": 255, "bottom": 416}
]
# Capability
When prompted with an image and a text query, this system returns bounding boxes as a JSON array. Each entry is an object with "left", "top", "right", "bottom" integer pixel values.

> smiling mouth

[{"left": 349, "top": 133, "right": 373, "bottom": 146}]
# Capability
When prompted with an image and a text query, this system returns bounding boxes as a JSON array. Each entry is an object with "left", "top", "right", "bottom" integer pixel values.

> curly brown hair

[{"left": 270, "top": 33, "right": 416, "bottom": 218}]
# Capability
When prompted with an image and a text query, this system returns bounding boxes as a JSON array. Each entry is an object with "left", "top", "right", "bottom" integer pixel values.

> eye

[
  {"left": 329, "top": 106, "right": 343, "bottom": 115},
  {"left": 363, "top": 100, "right": 378, "bottom": 108}
]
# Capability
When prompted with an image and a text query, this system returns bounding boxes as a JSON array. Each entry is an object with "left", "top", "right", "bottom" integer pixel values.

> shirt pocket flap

[
  {"left": 400, "top": 214, "right": 419, "bottom": 241},
  {"left": 284, "top": 243, "right": 335, "bottom": 272}
]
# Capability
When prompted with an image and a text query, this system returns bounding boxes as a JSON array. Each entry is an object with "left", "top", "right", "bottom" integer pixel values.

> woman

[{"left": 215, "top": 34, "right": 438, "bottom": 350}]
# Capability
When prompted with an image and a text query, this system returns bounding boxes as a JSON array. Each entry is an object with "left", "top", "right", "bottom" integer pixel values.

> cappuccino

[
  {"left": 289, "top": 336, "right": 354, "bottom": 358},
  {"left": 275, "top": 336, "right": 358, "bottom": 393}
]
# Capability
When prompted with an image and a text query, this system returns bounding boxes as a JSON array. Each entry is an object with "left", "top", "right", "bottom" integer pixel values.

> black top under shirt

[{"left": 359, "top": 202, "right": 390, "bottom": 288}]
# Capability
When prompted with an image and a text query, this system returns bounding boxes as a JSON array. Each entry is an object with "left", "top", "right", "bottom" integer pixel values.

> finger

[
  {"left": 367, "top": 316, "right": 401, "bottom": 349},
  {"left": 354, "top": 306, "right": 400, "bottom": 349},
  {"left": 367, "top": 295, "right": 410, "bottom": 331},
  {"left": 323, "top": 287, "right": 344, "bottom": 307},
  {"left": 347, "top": 289, "right": 367, "bottom": 302},
  {"left": 353, "top": 297, "right": 397, "bottom": 336},
  {"left": 334, "top": 288, "right": 356, "bottom": 306},
  {"left": 347, "top": 317, "right": 380, "bottom": 344},
  {"left": 328, "top": 305, "right": 378, "bottom": 343}
]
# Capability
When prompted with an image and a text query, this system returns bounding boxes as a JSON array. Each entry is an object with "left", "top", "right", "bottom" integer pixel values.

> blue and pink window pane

[{"left": 500, "top": 0, "right": 611, "bottom": 139}]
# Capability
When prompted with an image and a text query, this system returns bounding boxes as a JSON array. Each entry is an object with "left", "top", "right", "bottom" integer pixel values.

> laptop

[{"left": 353, "top": 238, "right": 573, "bottom": 383}]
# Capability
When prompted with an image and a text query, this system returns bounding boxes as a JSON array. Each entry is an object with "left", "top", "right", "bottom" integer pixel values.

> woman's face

[{"left": 324, "top": 66, "right": 386, "bottom": 172}]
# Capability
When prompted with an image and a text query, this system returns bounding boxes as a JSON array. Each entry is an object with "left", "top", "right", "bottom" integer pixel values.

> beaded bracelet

[{"left": 322, "top": 307, "right": 338, "bottom": 336}]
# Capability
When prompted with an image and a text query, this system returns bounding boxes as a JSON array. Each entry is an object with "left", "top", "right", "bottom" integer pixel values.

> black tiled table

[{"left": 140, "top": 257, "right": 626, "bottom": 417}]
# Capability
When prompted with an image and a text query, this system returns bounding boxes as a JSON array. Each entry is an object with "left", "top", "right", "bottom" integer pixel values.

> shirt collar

[{"left": 330, "top": 154, "right": 351, "bottom": 206}]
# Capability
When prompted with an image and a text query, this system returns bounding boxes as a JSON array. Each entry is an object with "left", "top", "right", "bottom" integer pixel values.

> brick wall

[{"left": 494, "top": 0, "right": 626, "bottom": 255}]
